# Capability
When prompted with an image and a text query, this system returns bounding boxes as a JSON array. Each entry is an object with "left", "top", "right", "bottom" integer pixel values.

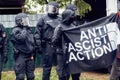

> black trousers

[
  {"left": 14, "top": 54, "right": 35, "bottom": 80},
  {"left": 42, "top": 43, "right": 57, "bottom": 80},
  {"left": 56, "top": 52, "right": 80, "bottom": 80},
  {"left": 71, "top": 73, "right": 80, "bottom": 80},
  {"left": 56, "top": 53, "right": 69, "bottom": 80}
]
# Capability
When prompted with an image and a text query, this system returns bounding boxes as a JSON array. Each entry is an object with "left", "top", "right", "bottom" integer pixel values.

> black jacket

[
  {"left": 0, "top": 23, "right": 8, "bottom": 56},
  {"left": 34, "top": 14, "right": 60, "bottom": 50},
  {"left": 72, "top": 15, "right": 88, "bottom": 26},
  {"left": 52, "top": 23, "right": 74, "bottom": 50},
  {"left": 11, "top": 26, "right": 35, "bottom": 54}
]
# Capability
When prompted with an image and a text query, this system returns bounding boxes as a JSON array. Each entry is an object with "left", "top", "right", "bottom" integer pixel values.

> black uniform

[
  {"left": 66, "top": 4, "right": 89, "bottom": 80},
  {"left": 52, "top": 9, "right": 76, "bottom": 80},
  {"left": 34, "top": 1, "right": 60, "bottom": 80},
  {"left": 0, "top": 24, "right": 8, "bottom": 80},
  {"left": 10, "top": 13, "right": 35, "bottom": 80}
]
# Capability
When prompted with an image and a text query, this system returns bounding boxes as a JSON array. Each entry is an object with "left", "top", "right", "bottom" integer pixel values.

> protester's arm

[{"left": 52, "top": 25, "right": 62, "bottom": 47}]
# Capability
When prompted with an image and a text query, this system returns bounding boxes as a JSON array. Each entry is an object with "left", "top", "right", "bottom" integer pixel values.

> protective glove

[{"left": 56, "top": 48, "right": 63, "bottom": 55}]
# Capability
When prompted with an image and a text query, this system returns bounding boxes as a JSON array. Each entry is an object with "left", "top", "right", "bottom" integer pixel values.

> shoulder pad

[{"left": 12, "top": 27, "right": 21, "bottom": 33}]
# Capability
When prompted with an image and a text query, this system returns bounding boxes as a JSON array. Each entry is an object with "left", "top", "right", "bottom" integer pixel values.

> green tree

[{"left": 25, "top": 0, "right": 91, "bottom": 17}]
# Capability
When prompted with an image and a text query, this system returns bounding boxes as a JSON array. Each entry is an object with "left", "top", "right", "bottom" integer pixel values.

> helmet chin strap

[{"left": 48, "top": 13, "right": 58, "bottom": 18}]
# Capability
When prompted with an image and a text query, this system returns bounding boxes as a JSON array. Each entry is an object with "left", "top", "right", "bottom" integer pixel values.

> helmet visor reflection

[
  {"left": 47, "top": 5, "right": 59, "bottom": 14},
  {"left": 22, "top": 17, "right": 30, "bottom": 26}
]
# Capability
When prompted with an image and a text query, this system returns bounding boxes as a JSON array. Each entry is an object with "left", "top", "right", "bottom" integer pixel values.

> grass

[{"left": 2, "top": 67, "right": 110, "bottom": 80}]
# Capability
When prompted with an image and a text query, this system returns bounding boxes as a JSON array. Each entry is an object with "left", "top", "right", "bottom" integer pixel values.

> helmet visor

[
  {"left": 47, "top": 5, "right": 59, "bottom": 14},
  {"left": 22, "top": 17, "right": 30, "bottom": 26},
  {"left": 75, "top": 9, "right": 79, "bottom": 15}
]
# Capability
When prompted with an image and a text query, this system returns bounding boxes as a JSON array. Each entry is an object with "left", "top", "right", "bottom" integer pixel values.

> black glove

[
  {"left": 3, "top": 55, "right": 8, "bottom": 64},
  {"left": 56, "top": 48, "right": 63, "bottom": 55}
]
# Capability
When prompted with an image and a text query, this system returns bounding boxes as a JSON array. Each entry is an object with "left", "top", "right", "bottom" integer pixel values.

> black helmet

[
  {"left": 62, "top": 9, "right": 75, "bottom": 23},
  {"left": 48, "top": 1, "right": 59, "bottom": 8},
  {"left": 66, "top": 4, "right": 77, "bottom": 12},
  {"left": 46, "top": 1, "right": 59, "bottom": 15},
  {"left": 15, "top": 13, "right": 30, "bottom": 26}
]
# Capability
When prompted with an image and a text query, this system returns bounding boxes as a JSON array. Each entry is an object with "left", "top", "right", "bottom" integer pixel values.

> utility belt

[
  {"left": 56, "top": 48, "right": 64, "bottom": 55},
  {"left": 13, "top": 48, "right": 34, "bottom": 60},
  {"left": 41, "top": 38, "right": 56, "bottom": 49},
  {"left": 13, "top": 48, "right": 33, "bottom": 55},
  {"left": 42, "top": 38, "right": 51, "bottom": 41},
  {"left": 42, "top": 38, "right": 52, "bottom": 45}
]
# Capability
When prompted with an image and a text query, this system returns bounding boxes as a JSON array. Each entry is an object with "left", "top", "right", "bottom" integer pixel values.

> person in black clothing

[
  {"left": 10, "top": 13, "right": 35, "bottom": 80},
  {"left": 66, "top": 4, "right": 89, "bottom": 80},
  {"left": 66, "top": 4, "right": 81, "bottom": 80},
  {"left": 52, "top": 9, "right": 76, "bottom": 80},
  {"left": 0, "top": 23, "right": 8, "bottom": 80},
  {"left": 109, "top": 12, "right": 120, "bottom": 80},
  {"left": 34, "top": 1, "right": 60, "bottom": 80},
  {"left": 66, "top": 4, "right": 88, "bottom": 26}
]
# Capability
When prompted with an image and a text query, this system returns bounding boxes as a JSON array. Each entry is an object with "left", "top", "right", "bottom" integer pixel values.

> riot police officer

[
  {"left": 52, "top": 9, "right": 76, "bottom": 80},
  {"left": 10, "top": 13, "right": 35, "bottom": 80},
  {"left": 0, "top": 23, "right": 8, "bottom": 80},
  {"left": 34, "top": 1, "right": 60, "bottom": 80}
]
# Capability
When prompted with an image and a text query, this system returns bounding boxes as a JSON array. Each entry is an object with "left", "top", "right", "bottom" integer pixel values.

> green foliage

[
  {"left": 75, "top": 0, "right": 91, "bottom": 18},
  {"left": 25, "top": 0, "right": 39, "bottom": 14},
  {"left": 25, "top": 0, "right": 91, "bottom": 17},
  {"left": 1, "top": 68, "right": 110, "bottom": 80},
  {"left": 2, "top": 68, "right": 58, "bottom": 80}
]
